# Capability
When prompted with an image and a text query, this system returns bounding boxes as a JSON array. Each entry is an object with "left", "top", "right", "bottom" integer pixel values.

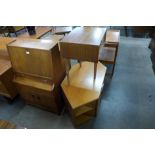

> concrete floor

[{"left": 0, "top": 33, "right": 155, "bottom": 128}]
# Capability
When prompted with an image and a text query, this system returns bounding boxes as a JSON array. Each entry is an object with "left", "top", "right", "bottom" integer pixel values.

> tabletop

[
  {"left": 8, "top": 38, "right": 59, "bottom": 51},
  {"left": 0, "top": 37, "right": 16, "bottom": 59},
  {"left": 60, "top": 27, "right": 106, "bottom": 45},
  {"left": 61, "top": 62, "right": 107, "bottom": 109},
  {"left": 0, "top": 37, "right": 16, "bottom": 50}
]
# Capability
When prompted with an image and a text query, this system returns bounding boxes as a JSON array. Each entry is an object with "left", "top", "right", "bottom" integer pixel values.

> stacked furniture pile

[{"left": 0, "top": 26, "right": 120, "bottom": 128}]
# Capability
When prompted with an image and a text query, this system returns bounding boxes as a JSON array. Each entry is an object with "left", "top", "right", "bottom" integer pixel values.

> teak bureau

[{"left": 7, "top": 38, "right": 66, "bottom": 114}]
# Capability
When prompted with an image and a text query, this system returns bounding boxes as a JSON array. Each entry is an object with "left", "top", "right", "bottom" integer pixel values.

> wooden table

[
  {"left": 104, "top": 29, "right": 120, "bottom": 76},
  {"left": 0, "top": 37, "right": 17, "bottom": 99},
  {"left": 61, "top": 62, "right": 107, "bottom": 126},
  {"left": 105, "top": 30, "right": 120, "bottom": 43},
  {"left": 53, "top": 26, "right": 73, "bottom": 35},
  {"left": 17, "top": 27, "right": 52, "bottom": 39},
  {"left": 60, "top": 27, "right": 107, "bottom": 83},
  {"left": 0, "top": 37, "right": 16, "bottom": 59},
  {"left": 0, "top": 59, "right": 17, "bottom": 99}
]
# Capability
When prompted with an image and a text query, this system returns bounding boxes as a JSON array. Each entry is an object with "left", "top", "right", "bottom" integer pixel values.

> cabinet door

[
  {"left": 8, "top": 47, "right": 53, "bottom": 79},
  {"left": 0, "top": 80, "right": 10, "bottom": 97},
  {"left": 15, "top": 83, "right": 59, "bottom": 113}
]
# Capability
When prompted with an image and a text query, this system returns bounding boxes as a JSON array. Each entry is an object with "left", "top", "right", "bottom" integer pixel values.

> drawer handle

[{"left": 26, "top": 51, "right": 30, "bottom": 55}]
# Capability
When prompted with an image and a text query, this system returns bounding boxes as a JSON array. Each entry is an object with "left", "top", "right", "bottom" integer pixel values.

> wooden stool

[
  {"left": 61, "top": 62, "right": 107, "bottom": 127},
  {"left": 99, "top": 46, "right": 117, "bottom": 76},
  {"left": 8, "top": 38, "right": 66, "bottom": 114}
]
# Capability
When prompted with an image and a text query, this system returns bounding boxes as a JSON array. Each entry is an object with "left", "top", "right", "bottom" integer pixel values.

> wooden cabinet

[{"left": 7, "top": 38, "right": 66, "bottom": 114}]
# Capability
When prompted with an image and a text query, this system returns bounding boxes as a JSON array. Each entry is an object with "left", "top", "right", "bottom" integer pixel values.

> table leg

[
  {"left": 94, "top": 62, "right": 97, "bottom": 81},
  {"left": 65, "top": 59, "right": 70, "bottom": 85},
  {"left": 77, "top": 60, "right": 82, "bottom": 67},
  {"left": 79, "top": 61, "right": 82, "bottom": 67}
]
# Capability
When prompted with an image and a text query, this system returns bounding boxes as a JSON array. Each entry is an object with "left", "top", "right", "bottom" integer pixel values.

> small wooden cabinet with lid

[{"left": 7, "top": 38, "right": 66, "bottom": 114}]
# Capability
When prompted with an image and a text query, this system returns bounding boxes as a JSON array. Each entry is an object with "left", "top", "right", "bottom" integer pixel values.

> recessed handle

[{"left": 26, "top": 51, "right": 30, "bottom": 55}]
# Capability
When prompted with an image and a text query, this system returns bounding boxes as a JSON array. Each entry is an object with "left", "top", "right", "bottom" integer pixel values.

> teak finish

[
  {"left": 8, "top": 38, "right": 66, "bottom": 114},
  {"left": 60, "top": 27, "right": 106, "bottom": 83},
  {"left": 61, "top": 62, "right": 107, "bottom": 126},
  {"left": 0, "top": 37, "right": 16, "bottom": 59},
  {"left": 0, "top": 37, "right": 17, "bottom": 99},
  {"left": 17, "top": 27, "right": 52, "bottom": 39},
  {"left": 0, "top": 37, "right": 16, "bottom": 51},
  {"left": 0, "top": 59, "right": 17, "bottom": 99},
  {"left": 103, "top": 30, "right": 120, "bottom": 76}
]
